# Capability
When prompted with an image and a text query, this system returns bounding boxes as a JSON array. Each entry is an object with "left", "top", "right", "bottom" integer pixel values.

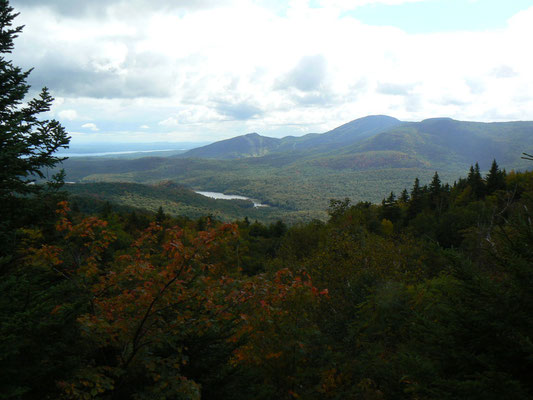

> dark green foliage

[
  {"left": 380, "top": 191, "right": 401, "bottom": 223},
  {"left": 2, "top": 2, "right": 533, "bottom": 396},
  {"left": 467, "top": 162, "right": 485, "bottom": 199},
  {"left": 0, "top": 0, "right": 69, "bottom": 261},
  {"left": 485, "top": 159, "right": 506, "bottom": 194},
  {"left": 5, "top": 144, "right": 533, "bottom": 399}
]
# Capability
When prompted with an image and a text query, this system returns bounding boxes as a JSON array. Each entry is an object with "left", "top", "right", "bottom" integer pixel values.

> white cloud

[
  {"left": 9, "top": 1, "right": 533, "bottom": 142},
  {"left": 58, "top": 109, "right": 78, "bottom": 120},
  {"left": 316, "top": 0, "right": 425, "bottom": 11},
  {"left": 81, "top": 122, "right": 99, "bottom": 131},
  {"left": 158, "top": 117, "right": 179, "bottom": 127}
]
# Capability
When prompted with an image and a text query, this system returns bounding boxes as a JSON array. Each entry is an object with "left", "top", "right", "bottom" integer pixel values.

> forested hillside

[
  {"left": 5, "top": 159, "right": 533, "bottom": 399},
  {"left": 59, "top": 115, "right": 533, "bottom": 218},
  {"left": 2, "top": 1, "right": 533, "bottom": 399}
]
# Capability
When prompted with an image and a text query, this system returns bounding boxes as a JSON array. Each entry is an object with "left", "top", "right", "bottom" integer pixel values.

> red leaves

[{"left": 40, "top": 202, "right": 329, "bottom": 397}]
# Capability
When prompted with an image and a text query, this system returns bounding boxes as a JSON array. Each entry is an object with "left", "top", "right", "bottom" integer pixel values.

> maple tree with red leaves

[{"left": 28, "top": 202, "right": 323, "bottom": 399}]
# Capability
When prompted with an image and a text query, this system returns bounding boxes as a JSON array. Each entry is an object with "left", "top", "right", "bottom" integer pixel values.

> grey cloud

[
  {"left": 12, "top": 0, "right": 231, "bottom": 17},
  {"left": 25, "top": 51, "right": 175, "bottom": 99},
  {"left": 213, "top": 100, "right": 263, "bottom": 120},
  {"left": 377, "top": 82, "right": 416, "bottom": 96},
  {"left": 437, "top": 96, "right": 468, "bottom": 106},
  {"left": 289, "top": 90, "right": 338, "bottom": 108},
  {"left": 276, "top": 55, "right": 328, "bottom": 92}
]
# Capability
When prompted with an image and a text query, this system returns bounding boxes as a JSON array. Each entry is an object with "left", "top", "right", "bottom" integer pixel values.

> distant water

[
  {"left": 195, "top": 191, "right": 267, "bottom": 208},
  {"left": 60, "top": 149, "right": 179, "bottom": 157}
]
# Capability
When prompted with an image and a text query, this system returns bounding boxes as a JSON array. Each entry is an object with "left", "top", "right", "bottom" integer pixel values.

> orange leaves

[
  {"left": 41, "top": 202, "right": 328, "bottom": 397},
  {"left": 265, "top": 351, "right": 283, "bottom": 359},
  {"left": 28, "top": 244, "right": 63, "bottom": 268}
]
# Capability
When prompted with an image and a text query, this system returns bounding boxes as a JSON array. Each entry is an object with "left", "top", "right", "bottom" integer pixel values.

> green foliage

[
  {"left": 0, "top": 0, "right": 70, "bottom": 261},
  {"left": 4, "top": 157, "right": 533, "bottom": 399},
  {"left": 2, "top": 5, "right": 533, "bottom": 397}
]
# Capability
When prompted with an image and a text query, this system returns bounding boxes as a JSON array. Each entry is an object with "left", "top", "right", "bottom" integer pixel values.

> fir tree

[
  {"left": 156, "top": 206, "right": 165, "bottom": 224},
  {"left": 485, "top": 159, "right": 506, "bottom": 194},
  {"left": 407, "top": 177, "right": 424, "bottom": 219},
  {"left": 1, "top": 0, "right": 69, "bottom": 259},
  {"left": 399, "top": 188, "right": 409, "bottom": 203},
  {"left": 467, "top": 162, "right": 485, "bottom": 198}
]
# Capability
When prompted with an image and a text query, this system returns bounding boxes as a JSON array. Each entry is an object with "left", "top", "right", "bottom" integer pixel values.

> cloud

[
  {"left": 11, "top": 0, "right": 235, "bottom": 17},
  {"left": 140, "top": 124, "right": 150, "bottom": 129},
  {"left": 316, "top": 0, "right": 426, "bottom": 11},
  {"left": 491, "top": 65, "right": 518, "bottom": 79},
  {"left": 8, "top": 0, "right": 533, "bottom": 143},
  {"left": 214, "top": 100, "right": 263, "bottom": 120},
  {"left": 81, "top": 123, "right": 99, "bottom": 131},
  {"left": 276, "top": 55, "right": 328, "bottom": 92},
  {"left": 24, "top": 48, "right": 176, "bottom": 99},
  {"left": 377, "top": 82, "right": 417, "bottom": 96},
  {"left": 58, "top": 109, "right": 78, "bottom": 120},
  {"left": 158, "top": 117, "right": 179, "bottom": 127}
]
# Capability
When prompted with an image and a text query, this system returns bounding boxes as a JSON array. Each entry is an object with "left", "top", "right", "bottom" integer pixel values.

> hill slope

[
  {"left": 182, "top": 133, "right": 281, "bottom": 159},
  {"left": 343, "top": 118, "right": 533, "bottom": 170},
  {"left": 180, "top": 115, "right": 403, "bottom": 159},
  {"left": 59, "top": 116, "right": 533, "bottom": 220}
]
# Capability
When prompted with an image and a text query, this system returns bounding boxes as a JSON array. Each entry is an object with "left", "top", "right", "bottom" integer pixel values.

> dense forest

[
  {"left": 4, "top": 155, "right": 533, "bottom": 399},
  {"left": 2, "top": 1, "right": 533, "bottom": 399}
]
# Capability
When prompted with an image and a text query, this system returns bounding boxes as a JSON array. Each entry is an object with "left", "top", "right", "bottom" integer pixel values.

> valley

[{"left": 60, "top": 115, "right": 533, "bottom": 222}]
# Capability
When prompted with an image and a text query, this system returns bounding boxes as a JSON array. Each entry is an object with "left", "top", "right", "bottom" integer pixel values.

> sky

[{"left": 9, "top": 0, "right": 533, "bottom": 144}]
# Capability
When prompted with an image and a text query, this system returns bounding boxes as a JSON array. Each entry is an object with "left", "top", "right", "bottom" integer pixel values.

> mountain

[
  {"left": 182, "top": 132, "right": 281, "bottom": 159},
  {"left": 59, "top": 115, "right": 533, "bottom": 221},
  {"left": 179, "top": 115, "right": 533, "bottom": 171},
  {"left": 278, "top": 115, "right": 402, "bottom": 152},
  {"left": 340, "top": 118, "right": 533, "bottom": 170},
  {"left": 180, "top": 115, "right": 403, "bottom": 159}
]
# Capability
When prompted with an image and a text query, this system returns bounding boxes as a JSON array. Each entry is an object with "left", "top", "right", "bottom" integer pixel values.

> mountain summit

[
  {"left": 183, "top": 132, "right": 281, "bottom": 159},
  {"left": 181, "top": 115, "right": 403, "bottom": 159}
]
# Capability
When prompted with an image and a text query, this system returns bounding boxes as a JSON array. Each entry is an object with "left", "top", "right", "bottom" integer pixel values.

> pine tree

[
  {"left": 381, "top": 191, "right": 401, "bottom": 223},
  {"left": 0, "top": 0, "right": 70, "bottom": 249},
  {"left": 485, "top": 159, "right": 506, "bottom": 194},
  {"left": 156, "top": 206, "right": 165, "bottom": 224},
  {"left": 467, "top": 162, "right": 485, "bottom": 199},
  {"left": 429, "top": 171, "right": 441, "bottom": 196},
  {"left": 407, "top": 177, "right": 423, "bottom": 219},
  {"left": 429, "top": 171, "right": 445, "bottom": 212},
  {"left": 399, "top": 188, "right": 409, "bottom": 203}
]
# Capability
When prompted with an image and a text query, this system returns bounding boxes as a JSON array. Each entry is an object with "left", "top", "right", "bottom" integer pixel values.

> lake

[{"left": 195, "top": 191, "right": 267, "bottom": 208}]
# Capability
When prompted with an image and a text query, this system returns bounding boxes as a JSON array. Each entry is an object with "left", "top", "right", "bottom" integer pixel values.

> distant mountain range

[
  {"left": 60, "top": 115, "right": 533, "bottom": 221},
  {"left": 179, "top": 115, "right": 533, "bottom": 170},
  {"left": 180, "top": 115, "right": 403, "bottom": 159}
]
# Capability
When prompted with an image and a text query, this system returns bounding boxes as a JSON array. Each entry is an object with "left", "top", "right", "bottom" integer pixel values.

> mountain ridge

[{"left": 179, "top": 115, "right": 403, "bottom": 160}]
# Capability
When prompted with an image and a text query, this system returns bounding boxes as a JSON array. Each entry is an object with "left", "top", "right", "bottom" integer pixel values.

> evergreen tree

[
  {"left": 467, "top": 162, "right": 485, "bottom": 198},
  {"left": 485, "top": 159, "right": 506, "bottom": 194},
  {"left": 381, "top": 191, "right": 401, "bottom": 223},
  {"left": 0, "top": 0, "right": 70, "bottom": 256},
  {"left": 429, "top": 171, "right": 441, "bottom": 195},
  {"left": 429, "top": 171, "right": 447, "bottom": 212},
  {"left": 156, "top": 205, "right": 165, "bottom": 224},
  {"left": 407, "top": 177, "right": 423, "bottom": 219},
  {"left": 399, "top": 188, "right": 409, "bottom": 203}
]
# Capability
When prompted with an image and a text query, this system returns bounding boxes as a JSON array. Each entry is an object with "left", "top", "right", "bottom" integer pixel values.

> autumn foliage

[{"left": 26, "top": 202, "right": 324, "bottom": 399}]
